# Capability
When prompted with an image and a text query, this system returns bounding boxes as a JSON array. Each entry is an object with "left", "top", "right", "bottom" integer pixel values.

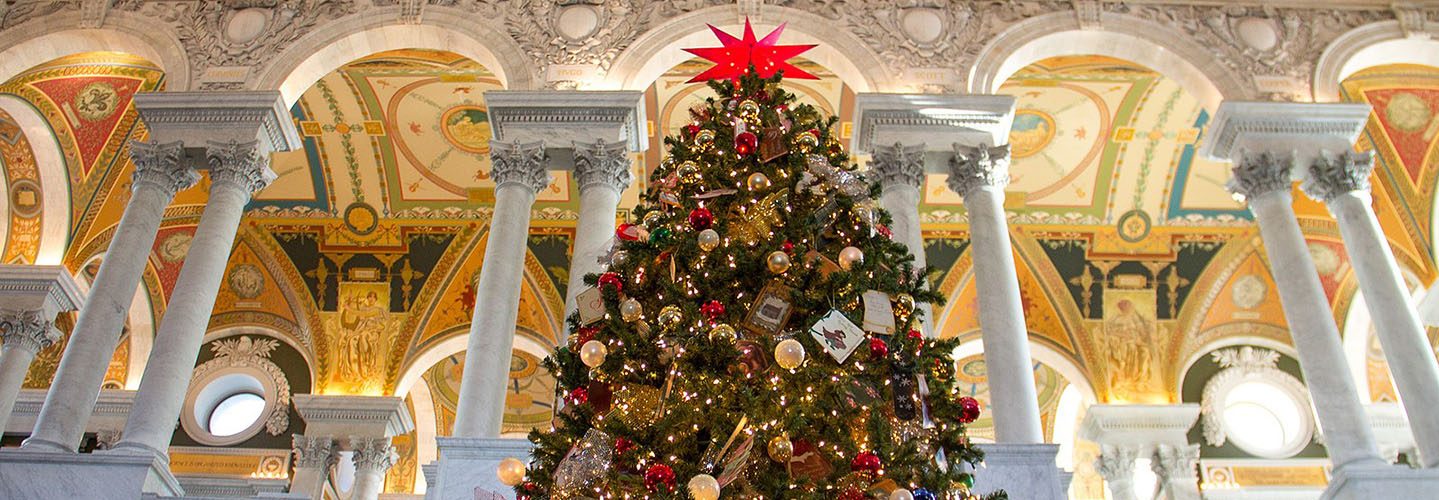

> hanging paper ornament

[
  {"left": 697, "top": 228, "right": 721, "bottom": 251},
  {"left": 580, "top": 340, "right": 607, "bottom": 368},
  {"left": 687, "top": 474, "right": 721, "bottom": 500},
  {"left": 838, "top": 246, "right": 864, "bottom": 270},
  {"left": 767, "top": 434, "right": 794, "bottom": 462},
  {"left": 774, "top": 338, "right": 805, "bottom": 369},
  {"left": 678, "top": 161, "right": 703, "bottom": 184},
  {"left": 680, "top": 20, "right": 820, "bottom": 82},
  {"left": 746, "top": 171, "right": 771, "bottom": 191},
  {"left": 598, "top": 272, "right": 623, "bottom": 293},
  {"left": 621, "top": 298, "right": 643, "bottom": 322},
  {"left": 701, "top": 300, "right": 726, "bottom": 321},
  {"left": 497, "top": 457, "right": 527, "bottom": 486},
  {"left": 959, "top": 396, "right": 981, "bottom": 423},
  {"left": 689, "top": 207, "right": 714, "bottom": 230},
  {"left": 759, "top": 126, "right": 788, "bottom": 162},
  {"left": 850, "top": 451, "right": 881, "bottom": 474},
  {"left": 869, "top": 337, "right": 889, "bottom": 359},
  {"left": 766, "top": 251, "right": 791, "bottom": 274},
  {"left": 643, "top": 463, "right": 676, "bottom": 493},
  {"left": 735, "top": 131, "right": 758, "bottom": 156}
]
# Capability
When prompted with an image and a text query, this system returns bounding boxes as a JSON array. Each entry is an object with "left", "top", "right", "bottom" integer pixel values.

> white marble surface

[
  {"left": 1321, "top": 463, "right": 1439, "bottom": 499},
  {"left": 970, "top": 443, "right": 1069, "bottom": 500},
  {"left": 427, "top": 437, "right": 533, "bottom": 500},
  {"left": 0, "top": 448, "right": 182, "bottom": 498}
]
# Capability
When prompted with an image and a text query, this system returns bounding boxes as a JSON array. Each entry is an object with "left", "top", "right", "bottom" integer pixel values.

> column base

[
  {"left": 1320, "top": 463, "right": 1439, "bottom": 499},
  {"left": 0, "top": 446, "right": 183, "bottom": 498},
  {"left": 426, "top": 437, "right": 534, "bottom": 500},
  {"left": 972, "top": 443, "right": 1070, "bottom": 500}
]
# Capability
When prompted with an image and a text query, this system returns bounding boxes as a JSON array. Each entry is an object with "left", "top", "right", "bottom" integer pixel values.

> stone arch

[
  {"left": 250, "top": 8, "right": 536, "bottom": 106},
  {"left": 1314, "top": 21, "right": 1439, "bottom": 103},
  {"left": 953, "top": 339, "right": 1099, "bottom": 406},
  {"left": 604, "top": 5, "right": 891, "bottom": 92},
  {"left": 970, "top": 12, "right": 1245, "bottom": 110},
  {"left": 201, "top": 325, "right": 318, "bottom": 393},
  {"left": 0, "top": 11, "right": 189, "bottom": 89},
  {"left": 1176, "top": 327, "right": 1299, "bottom": 396},
  {"left": 0, "top": 95, "right": 68, "bottom": 265}
]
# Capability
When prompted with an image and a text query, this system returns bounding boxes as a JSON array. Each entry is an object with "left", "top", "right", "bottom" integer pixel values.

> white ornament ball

[
  {"left": 775, "top": 338, "right": 805, "bottom": 370},
  {"left": 497, "top": 457, "right": 527, "bottom": 486},
  {"left": 580, "top": 340, "right": 608, "bottom": 368},
  {"left": 838, "top": 246, "right": 864, "bottom": 270},
  {"left": 621, "top": 297, "right": 643, "bottom": 322},
  {"left": 688, "top": 474, "right": 721, "bottom": 500},
  {"left": 612, "top": 250, "right": 628, "bottom": 266},
  {"left": 698, "top": 228, "right": 721, "bottom": 252},
  {"left": 890, "top": 488, "right": 914, "bottom": 500}
]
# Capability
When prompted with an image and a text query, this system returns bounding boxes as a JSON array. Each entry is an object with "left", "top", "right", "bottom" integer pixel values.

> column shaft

[
  {"left": 1246, "top": 189, "right": 1384, "bottom": 470},
  {"left": 872, "top": 143, "right": 934, "bottom": 337},
  {"left": 26, "top": 141, "right": 196, "bottom": 452},
  {"left": 453, "top": 142, "right": 548, "bottom": 437},
  {"left": 290, "top": 435, "right": 338, "bottom": 499},
  {"left": 0, "top": 331, "right": 45, "bottom": 432},
  {"left": 1328, "top": 191, "right": 1439, "bottom": 467},
  {"left": 115, "top": 141, "right": 273, "bottom": 457},
  {"left": 561, "top": 140, "right": 632, "bottom": 343}
]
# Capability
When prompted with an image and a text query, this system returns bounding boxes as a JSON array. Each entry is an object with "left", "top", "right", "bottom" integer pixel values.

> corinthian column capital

[
  {"left": 206, "top": 140, "right": 276, "bottom": 194},
  {"left": 870, "top": 142, "right": 926, "bottom": 190},
  {"left": 1226, "top": 151, "right": 1294, "bottom": 203},
  {"left": 0, "top": 309, "right": 60, "bottom": 354},
  {"left": 573, "top": 140, "right": 632, "bottom": 193},
  {"left": 291, "top": 434, "right": 339, "bottom": 470},
  {"left": 1300, "top": 150, "right": 1375, "bottom": 203},
  {"left": 129, "top": 140, "right": 200, "bottom": 195},
  {"left": 946, "top": 143, "right": 1011, "bottom": 197},
  {"left": 1151, "top": 443, "right": 1200, "bottom": 480},
  {"left": 350, "top": 436, "right": 398, "bottom": 474},
  {"left": 490, "top": 141, "right": 551, "bottom": 193}
]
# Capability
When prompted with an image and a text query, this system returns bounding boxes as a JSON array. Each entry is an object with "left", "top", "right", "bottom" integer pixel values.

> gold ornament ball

[
  {"left": 497, "top": 457, "right": 527, "bottom": 486},
  {"left": 678, "top": 161, "right": 703, "bottom": 184},
  {"left": 579, "top": 340, "right": 607, "bottom": 368},
  {"left": 766, "top": 251, "right": 791, "bottom": 274},
  {"left": 658, "top": 305, "right": 683, "bottom": 329},
  {"left": 775, "top": 338, "right": 806, "bottom": 369},
  {"left": 688, "top": 474, "right": 721, "bottom": 500},
  {"left": 738, "top": 99, "right": 761, "bottom": 121},
  {"left": 838, "top": 246, "right": 864, "bottom": 270},
  {"left": 695, "top": 129, "right": 716, "bottom": 150},
  {"left": 709, "top": 323, "right": 737, "bottom": 343},
  {"left": 747, "top": 172, "right": 772, "bottom": 191},
  {"left": 767, "top": 435, "right": 794, "bottom": 462},
  {"left": 642, "top": 211, "right": 664, "bottom": 228},
  {"left": 620, "top": 297, "right": 643, "bottom": 322},
  {"left": 893, "top": 293, "right": 915, "bottom": 317},
  {"left": 794, "top": 131, "right": 820, "bottom": 153},
  {"left": 697, "top": 229, "right": 721, "bottom": 252},
  {"left": 611, "top": 250, "right": 628, "bottom": 266}
]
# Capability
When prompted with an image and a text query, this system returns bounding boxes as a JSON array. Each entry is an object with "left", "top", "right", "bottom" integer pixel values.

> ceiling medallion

[
  {"left": 440, "top": 105, "right": 491, "bottom": 154},
  {"left": 343, "top": 202, "right": 379, "bottom": 236}
]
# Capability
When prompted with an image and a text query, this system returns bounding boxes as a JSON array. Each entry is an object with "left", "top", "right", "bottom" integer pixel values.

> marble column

[
  {"left": 452, "top": 141, "right": 550, "bottom": 437},
  {"left": 0, "top": 312, "right": 58, "bottom": 433},
  {"left": 1152, "top": 443, "right": 1201, "bottom": 500},
  {"left": 350, "top": 436, "right": 397, "bottom": 500},
  {"left": 946, "top": 143, "right": 1043, "bottom": 443},
  {"left": 112, "top": 140, "right": 275, "bottom": 458},
  {"left": 870, "top": 142, "right": 936, "bottom": 337},
  {"left": 290, "top": 435, "right": 338, "bottom": 499},
  {"left": 1227, "top": 151, "right": 1386, "bottom": 471},
  {"left": 1300, "top": 150, "right": 1439, "bottom": 469},
  {"left": 25, "top": 141, "right": 198, "bottom": 452},
  {"left": 1096, "top": 444, "right": 1139, "bottom": 500},
  {"left": 561, "top": 140, "right": 632, "bottom": 342}
]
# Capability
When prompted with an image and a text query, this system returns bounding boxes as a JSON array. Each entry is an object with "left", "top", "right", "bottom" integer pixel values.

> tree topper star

[{"left": 682, "top": 19, "right": 819, "bottom": 83}]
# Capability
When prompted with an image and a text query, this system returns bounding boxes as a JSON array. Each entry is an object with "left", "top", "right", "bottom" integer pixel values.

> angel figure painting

[{"left": 328, "top": 281, "right": 395, "bottom": 393}]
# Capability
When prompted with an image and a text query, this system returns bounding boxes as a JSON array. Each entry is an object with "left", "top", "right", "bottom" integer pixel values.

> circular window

[
  {"left": 209, "top": 392, "right": 265, "bottom": 436},
  {"left": 1219, "top": 380, "right": 1310, "bottom": 458}
]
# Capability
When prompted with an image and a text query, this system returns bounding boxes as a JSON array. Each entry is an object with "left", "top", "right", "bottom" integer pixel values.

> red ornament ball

[
  {"left": 782, "top": 240, "right": 795, "bottom": 254},
  {"left": 958, "top": 396, "right": 982, "bottom": 424},
  {"left": 566, "top": 386, "right": 588, "bottom": 405},
  {"left": 851, "top": 451, "right": 882, "bottom": 474},
  {"left": 616, "top": 223, "right": 641, "bottom": 241},
  {"left": 614, "top": 437, "right": 636, "bottom": 456},
  {"left": 907, "top": 329, "right": 923, "bottom": 340},
  {"left": 869, "top": 338, "right": 889, "bottom": 359},
  {"left": 574, "top": 326, "right": 599, "bottom": 346},
  {"left": 683, "top": 123, "right": 701, "bottom": 137},
  {"left": 735, "top": 131, "right": 758, "bottom": 155},
  {"left": 839, "top": 488, "right": 866, "bottom": 500},
  {"left": 597, "top": 272, "right": 623, "bottom": 293},
  {"left": 701, "top": 300, "right": 726, "bottom": 321},
  {"left": 689, "top": 207, "right": 715, "bottom": 230},
  {"left": 877, "top": 224, "right": 893, "bottom": 238},
  {"left": 643, "top": 463, "right": 676, "bottom": 492}
]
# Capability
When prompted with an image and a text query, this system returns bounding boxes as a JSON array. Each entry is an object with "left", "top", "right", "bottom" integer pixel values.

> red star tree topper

[{"left": 682, "top": 18, "right": 820, "bottom": 83}]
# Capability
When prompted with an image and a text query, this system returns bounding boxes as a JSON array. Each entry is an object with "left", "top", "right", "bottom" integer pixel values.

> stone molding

[
  {"left": 1079, "top": 403, "right": 1201, "bottom": 448},
  {"left": 291, "top": 434, "right": 339, "bottom": 470},
  {"left": 350, "top": 436, "right": 397, "bottom": 474},
  {"left": 292, "top": 394, "right": 414, "bottom": 437},
  {"left": 485, "top": 90, "right": 647, "bottom": 153},
  {"left": 0, "top": 309, "right": 59, "bottom": 353},
  {"left": 1226, "top": 151, "right": 1294, "bottom": 203},
  {"left": 869, "top": 142, "right": 926, "bottom": 190},
  {"left": 0, "top": 265, "right": 83, "bottom": 317},
  {"left": 1198, "top": 347, "right": 1315, "bottom": 453},
  {"left": 851, "top": 93, "right": 1016, "bottom": 156},
  {"left": 133, "top": 91, "right": 302, "bottom": 153},
  {"left": 1199, "top": 101, "right": 1372, "bottom": 164},
  {"left": 128, "top": 140, "right": 200, "bottom": 195},
  {"left": 1301, "top": 150, "right": 1375, "bottom": 202},
  {"left": 572, "top": 140, "right": 634, "bottom": 194},
  {"left": 185, "top": 336, "right": 292, "bottom": 441},
  {"left": 206, "top": 140, "right": 277, "bottom": 195},
  {"left": 947, "top": 143, "right": 1012, "bottom": 197},
  {"left": 490, "top": 141, "right": 552, "bottom": 194}
]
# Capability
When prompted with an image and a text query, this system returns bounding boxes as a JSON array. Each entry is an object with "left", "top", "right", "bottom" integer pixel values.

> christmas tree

[{"left": 509, "top": 21, "right": 1001, "bottom": 500}]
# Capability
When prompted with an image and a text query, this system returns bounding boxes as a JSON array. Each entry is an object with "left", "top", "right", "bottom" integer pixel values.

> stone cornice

[
  {"left": 0, "top": 265, "right": 83, "bottom": 318},
  {"left": 484, "top": 90, "right": 647, "bottom": 153},
  {"left": 1199, "top": 101, "right": 1372, "bottom": 164},
  {"left": 1079, "top": 403, "right": 1201, "bottom": 447},
  {"left": 851, "top": 94, "right": 1016, "bottom": 163},
  {"left": 133, "top": 91, "right": 302, "bottom": 155},
  {"left": 292, "top": 394, "right": 414, "bottom": 437}
]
